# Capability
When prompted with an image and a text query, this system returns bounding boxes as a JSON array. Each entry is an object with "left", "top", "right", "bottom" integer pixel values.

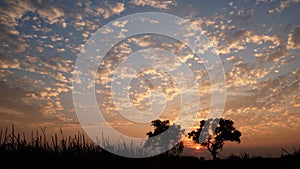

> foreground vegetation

[{"left": 0, "top": 125, "right": 299, "bottom": 168}]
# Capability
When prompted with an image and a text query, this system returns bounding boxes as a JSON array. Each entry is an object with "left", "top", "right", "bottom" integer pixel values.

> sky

[{"left": 0, "top": 0, "right": 300, "bottom": 159}]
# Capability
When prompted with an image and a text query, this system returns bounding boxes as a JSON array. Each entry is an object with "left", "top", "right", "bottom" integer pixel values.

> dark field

[{"left": 1, "top": 126, "right": 299, "bottom": 169}]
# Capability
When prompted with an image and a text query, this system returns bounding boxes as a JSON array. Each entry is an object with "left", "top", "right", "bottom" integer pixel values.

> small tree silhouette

[
  {"left": 144, "top": 119, "right": 184, "bottom": 156},
  {"left": 187, "top": 118, "right": 241, "bottom": 160}
]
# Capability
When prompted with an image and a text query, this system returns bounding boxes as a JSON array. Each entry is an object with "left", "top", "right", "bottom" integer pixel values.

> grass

[{"left": 0, "top": 124, "right": 299, "bottom": 169}]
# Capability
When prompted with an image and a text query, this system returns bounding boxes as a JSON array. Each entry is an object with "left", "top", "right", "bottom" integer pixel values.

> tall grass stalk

[{"left": 0, "top": 124, "right": 148, "bottom": 157}]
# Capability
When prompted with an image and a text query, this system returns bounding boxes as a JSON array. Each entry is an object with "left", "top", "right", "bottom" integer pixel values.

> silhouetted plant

[
  {"left": 187, "top": 118, "right": 241, "bottom": 160},
  {"left": 0, "top": 124, "right": 104, "bottom": 156},
  {"left": 281, "top": 148, "right": 300, "bottom": 159},
  {"left": 144, "top": 119, "right": 185, "bottom": 156}
]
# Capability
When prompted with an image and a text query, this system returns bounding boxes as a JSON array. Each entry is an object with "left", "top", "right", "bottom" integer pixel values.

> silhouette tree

[
  {"left": 187, "top": 118, "right": 241, "bottom": 160},
  {"left": 144, "top": 119, "right": 184, "bottom": 156}
]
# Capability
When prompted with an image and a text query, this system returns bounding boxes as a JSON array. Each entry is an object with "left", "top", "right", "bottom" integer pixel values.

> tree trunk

[{"left": 212, "top": 151, "right": 217, "bottom": 161}]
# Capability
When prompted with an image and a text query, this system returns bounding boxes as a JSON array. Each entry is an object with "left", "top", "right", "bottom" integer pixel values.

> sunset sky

[{"left": 0, "top": 0, "right": 300, "bottom": 159}]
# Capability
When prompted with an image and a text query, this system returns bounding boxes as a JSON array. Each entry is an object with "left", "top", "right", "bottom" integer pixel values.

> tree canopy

[
  {"left": 188, "top": 118, "right": 241, "bottom": 160},
  {"left": 144, "top": 119, "right": 184, "bottom": 156}
]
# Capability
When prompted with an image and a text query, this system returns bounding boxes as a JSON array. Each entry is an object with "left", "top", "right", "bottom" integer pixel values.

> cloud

[
  {"left": 130, "top": 0, "right": 177, "bottom": 9},
  {"left": 226, "top": 61, "right": 269, "bottom": 87},
  {"left": 0, "top": 69, "right": 13, "bottom": 79},
  {"left": 85, "top": 1, "right": 125, "bottom": 19},
  {"left": 0, "top": 0, "right": 67, "bottom": 56},
  {"left": 112, "top": 20, "right": 129, "bottom": 28},
  {"left": 234, "top": 8, "right": 254, "bottom": 22},
  {"left": 0, "top": 0, "right": 66, "bottom": 28},
  {"left": 223, "top": 67, "right": 300, "bottom": 131},
  {"left": 276, "top": 0, "right": 300, "bottom": 13},
  {"left": 287, "top": 25, "right": 300, "bottom": 49},
  {"left": 0, "top": 0, "right": 32, "bottom": 35},
  {"left": 0, "top": 55, "right": 21, "bottom": 69},
  {"left": 0, "top": 81, "right": 57, "bottom": 129},
  {"left": 290, "top": 95, "right": 300, "bottom": 107},
  {"left": 226, "top": 55, "right": 241, "bottom": 61},
  {"left": 111, "top": 2, "right": 125, "bottom": 15},
  {"left": 0, "top": 30, "right": 29, "bottom": 55},
  {"left": 19, "top": 55, "right": 74, "bottom": 84},
  {"left": 128, "top": 35, "right": 157, "bottom": 48},
  {"left": 210, "top": 27, "right": 285, "bottom": 55},
  {"left": 256, "top": 0, "right": 300, "bottom": 14},
  {"left": 0, "top": 54, "right": 75, "bottom": 127},
  {"left": 0, "top": 0, "right": 129, "bottom": 59},
  {"left": 37, "top": 6, "right": 64, "bottom": 24}
]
